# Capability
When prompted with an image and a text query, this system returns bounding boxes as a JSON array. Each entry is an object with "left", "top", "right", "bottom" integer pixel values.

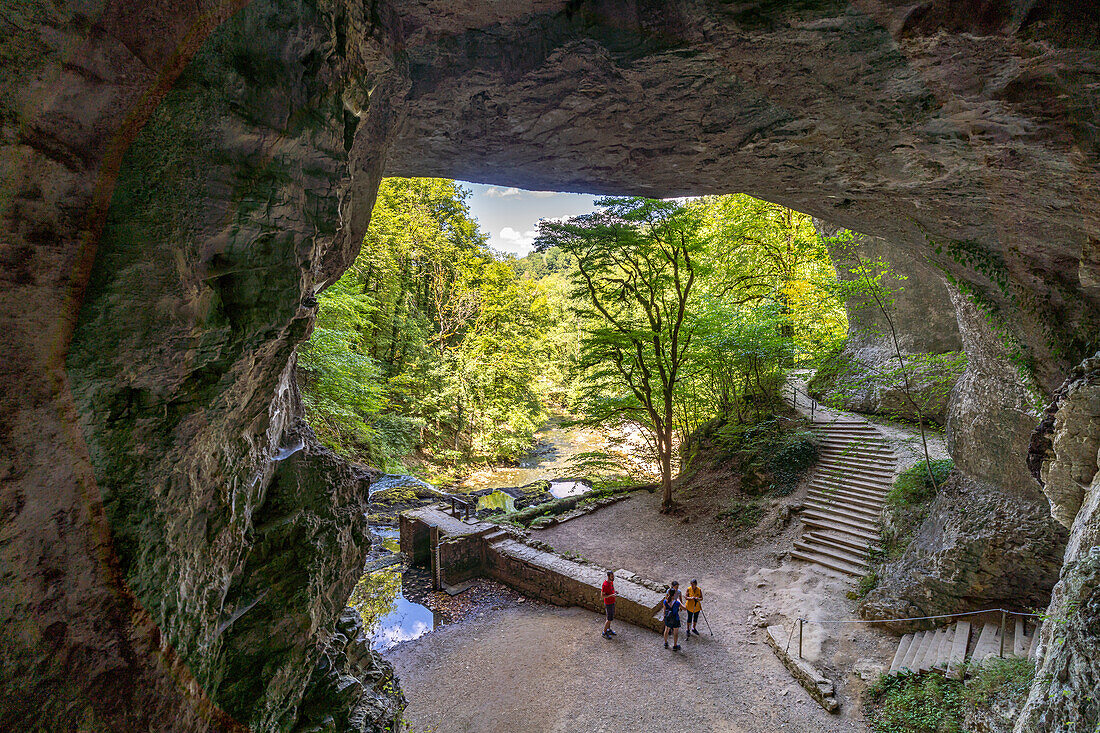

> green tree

[{"left": 537, "top": 197, "right": 708, "bottom": 511}]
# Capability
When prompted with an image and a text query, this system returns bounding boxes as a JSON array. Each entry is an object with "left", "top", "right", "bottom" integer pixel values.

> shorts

[
  {"left": 664, "top": 613, "right": 681, "bottom": 629},
  {"left": 687, "top": 610, "right": 700, "bottom": 625},
  {"left": 605, "top": 603, "right": 615, "bottom": 621}
]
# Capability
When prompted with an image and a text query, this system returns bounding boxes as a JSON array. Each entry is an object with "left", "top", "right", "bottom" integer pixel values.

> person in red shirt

[{"left": 601, "top": 570, "right": 617, "bottom": 638}]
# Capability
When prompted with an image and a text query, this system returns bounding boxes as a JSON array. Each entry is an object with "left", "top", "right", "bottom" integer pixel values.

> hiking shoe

[
  {"left": 673, "top": 645, "right": 682, "bottom": 651},
  {"left": 602, "top": 631, "right": 612, "bottom": 639},
  {"left": 607, "top": 629, "right": 616, "bottom": 636},
  {"left": 664, "top": 641, "right": 669, "bottom": 649}
]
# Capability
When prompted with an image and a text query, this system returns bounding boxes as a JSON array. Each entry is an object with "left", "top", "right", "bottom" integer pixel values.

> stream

[{"left": 356, "top": 415, "right": 628, "bottom": 651}]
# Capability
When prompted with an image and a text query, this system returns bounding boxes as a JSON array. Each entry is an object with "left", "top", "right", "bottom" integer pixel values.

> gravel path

[{"left": 391, "top": 480, "right": 894, "bottom": 733}]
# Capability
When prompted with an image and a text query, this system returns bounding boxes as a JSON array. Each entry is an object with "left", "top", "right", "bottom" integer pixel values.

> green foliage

[
  {"left": 888, "top": 460, "right": 955, "bottom": 506},
  {"left": 348, "top": 570, "right": 401, "bottom": 632},
  {"left": 866, "top": 673, "right": 964, "bottom": 733},
  {"left": 717, "top": 500, "right": 765, "bottom": 530},
  {"left": 709, "top": 414, "right": 818, "bottom": 496},
  {"left": 849, "top": 570, "right": 879, "bottom": 600},
  {"left": 879, "top": 459, "right": 954, "bottom": 560},
  {"left": 299, "top": 178, "right": 555, "bottom": 471},
  {"left": 963, "top": 657, "right": 1035, "bottom": 709}
]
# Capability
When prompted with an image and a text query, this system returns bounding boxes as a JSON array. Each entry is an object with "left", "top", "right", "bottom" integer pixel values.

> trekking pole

[{"left": 700, "top": 608, "right": 714, "bottom": 636}]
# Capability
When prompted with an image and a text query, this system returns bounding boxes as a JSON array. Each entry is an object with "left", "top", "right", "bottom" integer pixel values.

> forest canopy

[{"left": 297, "top": 179, "right": 846, "bottom": 488}]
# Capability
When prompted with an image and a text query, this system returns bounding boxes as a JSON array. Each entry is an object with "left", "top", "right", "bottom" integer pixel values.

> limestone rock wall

[
  {"left": 1, "top": 0, "right": 403, "bottom": 729},
  {"left": 1018, "top": 353, "right": 1100, "bottom": 733},
  {"left": 810, "top": 220, "right": 963, "bottom": 425},
  {"left": 2, "top": 0, "right": 1099, "bottom": 730}
]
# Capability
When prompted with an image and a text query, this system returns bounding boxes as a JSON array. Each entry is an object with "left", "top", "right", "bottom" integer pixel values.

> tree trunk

[{"left": 659, "top": 430, "right": 674, "bottom": 511}]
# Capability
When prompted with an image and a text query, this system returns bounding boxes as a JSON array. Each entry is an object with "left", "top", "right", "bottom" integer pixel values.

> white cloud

[
  {"left": 499, "top": 226, "right": 539, "bottom": 249},
  {"left": 485, "top": 186, "right": 522, "bottom": 198}
]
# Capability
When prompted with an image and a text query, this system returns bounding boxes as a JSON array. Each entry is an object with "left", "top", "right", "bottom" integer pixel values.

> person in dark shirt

[
  {"left": 601, "top": 570, "right": 617, "bottom": 638},
  {"left": 662, "top": 581, "right": 683, "bottom": 650}
]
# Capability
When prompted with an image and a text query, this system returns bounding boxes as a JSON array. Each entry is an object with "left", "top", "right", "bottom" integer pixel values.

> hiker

[
  {"left": 662, "top": 581, "right": 683, "bottom": 650},
  {"left": 601, "top": 570, "right": 617, "bottom": 638},
  {"left": 685, "top": 579, "right": 702, "bottom": 636}
]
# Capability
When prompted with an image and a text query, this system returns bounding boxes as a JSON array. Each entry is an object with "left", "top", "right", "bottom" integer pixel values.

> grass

[
  {"left": 865, "top": 656, "right": 1036, "bottom": 733},
  {"left": 866, "top": 673, "right": 964, "bottom": 733}
]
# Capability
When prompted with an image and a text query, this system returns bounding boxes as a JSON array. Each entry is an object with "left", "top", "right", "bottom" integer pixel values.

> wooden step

[
  {"left": 919, "top": 628, "right": 946, "bottom": 673},
  {"left": 790, "top": 548, "right": 866, "bottom": 576},
  {"left": 890, "top": 633, "right": 915, "bottom": 674},
  {"left": 972, "top": 623, "right": 1001, "bottom": 665},
  {"left": 906, "top": 629, "right": 932, "bottom": 673},
  {"left": 818, "top": 441, "right": 894, "bottom": 455},
  {"left": 947, "top": 622, "right": 970, "bottom": 680},
  {"left": 933, "top": 626, "right": 955, "bottom": 671},
  {"left": 1014, "top": 618, "right": 1031, "bottom": 657},
  {"left": 900, "top": 631, "right": 927, "bottom": 672}
]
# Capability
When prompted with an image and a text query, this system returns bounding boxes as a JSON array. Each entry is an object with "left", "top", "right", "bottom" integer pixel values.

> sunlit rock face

[{"left": 1, "top": 0, "right": 1099, "bottom": 730}]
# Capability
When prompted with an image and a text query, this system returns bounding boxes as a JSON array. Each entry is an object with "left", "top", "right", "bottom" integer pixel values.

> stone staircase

[
  {"left": 888, "top": 618, "right": 1042, "bottom": 679},
  {"left": 790, "top": 416, "right": 897, "bottom": 576}
]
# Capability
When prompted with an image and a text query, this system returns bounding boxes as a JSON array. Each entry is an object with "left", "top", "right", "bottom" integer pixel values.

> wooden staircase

[
  {"left": 888, "top": 618, "right": 1042, "bottom": 679},
  {"left": 790, "top": 417, "right": 897, "bottom": 576}
]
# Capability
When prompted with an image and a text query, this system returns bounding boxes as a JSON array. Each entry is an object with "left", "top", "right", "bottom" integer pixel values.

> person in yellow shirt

[{"left": 684, "top": 579, "right": 703, "bottom": 636}]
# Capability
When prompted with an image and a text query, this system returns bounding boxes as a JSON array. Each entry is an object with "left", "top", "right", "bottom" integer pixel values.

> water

[
  {"left": 370, "top": 591, "right": 438, "bottom": 651},
  {"left": 476, "top": 490, "right": 515, "bottom": 512},
  {"left": 548, "top": 480, "right": 589, "bottom": 498},
  {"left": 369, "top": 473, "right": 435, "bottom": 498}
]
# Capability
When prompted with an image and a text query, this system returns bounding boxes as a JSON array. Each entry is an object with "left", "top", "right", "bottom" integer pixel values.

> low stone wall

[
  {"left": 765, "top": 625, "right": 839, "bottom": 712},
  {"left": 401, "top": 505, "right": 665, "bottom": 632}
]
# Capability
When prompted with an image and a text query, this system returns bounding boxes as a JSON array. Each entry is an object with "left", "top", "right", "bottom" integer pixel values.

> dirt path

[{"left": 391, "top": 471, "right": 898, "bottom": 732}]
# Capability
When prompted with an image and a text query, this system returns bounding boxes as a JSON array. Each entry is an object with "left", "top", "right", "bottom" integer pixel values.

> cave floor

[{"left": 391, "top": 470, "right": 896, "bottom": 732}]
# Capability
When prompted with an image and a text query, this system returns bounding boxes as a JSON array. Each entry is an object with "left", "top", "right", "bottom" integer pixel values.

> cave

[{"left": 2, "top": 0, "right": 1098, "bottom": 731}]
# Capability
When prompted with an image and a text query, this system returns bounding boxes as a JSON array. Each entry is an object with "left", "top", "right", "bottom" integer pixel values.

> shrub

[
  {"left": 888, "top": 459, "right": 954, "bottom": 506},
  {"left": 963, "top": 656, "right": 1035, "bottom": 709},
  {"left": 866, "top": 673, "right": 964, "bottom": 733}
]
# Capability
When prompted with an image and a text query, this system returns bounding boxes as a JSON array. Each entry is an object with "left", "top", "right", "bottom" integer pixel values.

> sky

[{"left": 460, "top": 182, "right": 599, "bottom": 257}]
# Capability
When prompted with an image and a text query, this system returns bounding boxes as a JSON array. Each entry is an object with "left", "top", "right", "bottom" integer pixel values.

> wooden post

[
  {"left": 999, "top": 610, "right": 1006, "bottom": 658},
  {"left": 429, "top": 525, "right": 441, "bottom": 590},
  {"left": 799, "top": 618, "right": 804, "bottom": 659}
]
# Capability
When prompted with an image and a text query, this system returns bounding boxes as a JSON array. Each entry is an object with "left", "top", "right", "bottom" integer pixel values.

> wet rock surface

[{"left": 2, "top": 0, "right": 1099, "bottom": 730}]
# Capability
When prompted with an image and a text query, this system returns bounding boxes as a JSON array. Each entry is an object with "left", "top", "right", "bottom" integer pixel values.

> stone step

[
  {"left": 789, "top": 548, "right": 866, "bottom": 576},
  {"left": 947, "top": 621, "right": 971, "bottom": 680},
  {"left": 800, "top": 514, "right": 880, "bottom": 542},
  {"left": 818, "top": 440, "right": 894, "bottom": 454},
  {"left": 804, "top": 529, "right": 872, "bottom": 554},
  {"left": 808, "top": 481, "right": 889, "bottom": 503},
  {"left": 816, "top": 460, "right": 896, "bottom": 478},
  {"left": 811, "top": 473, "right": 894, "bottom": 494},
  {"left": 972, "top": 623, "right": 1001, "bottom": 665},
  {"left": 805, "top": 499, "right": 882, "bottom": 523},
  {"left": 818, "top": 433, "right": 893, "bottom": 444},
  {"left": 794, "top": 537, "right": 869, "bottom": 568},
  {"left": 816, "top": 424, "right": 885, "bottom": 436},
  {"left": 802, "top": 506, "right": 881, "bottom": 533},
  {"left": 890, "top": 633, "right": 915, "bottom": 674},
  {"left": 807, "top": 489, "right": 884, "bottom": 513},
  {"left": 817, "top": 455, "right": 895, "bottom": 471}
]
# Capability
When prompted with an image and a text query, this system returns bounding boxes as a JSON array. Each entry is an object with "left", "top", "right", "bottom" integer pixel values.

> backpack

[{"left": 663, "top": 597, "right": 681, "bottom": 624}]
